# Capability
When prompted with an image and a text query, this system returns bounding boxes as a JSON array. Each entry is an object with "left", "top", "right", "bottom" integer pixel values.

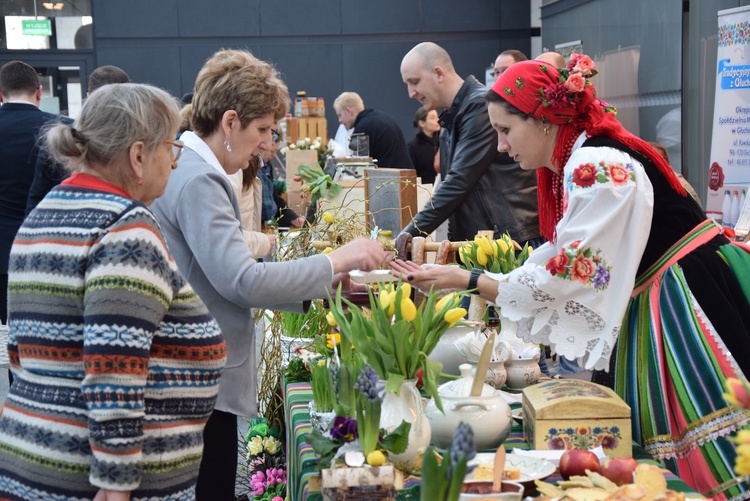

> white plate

[
  {"left": 511, "top": 408, "right": 523, "bottom": 422},
  {"left": 467, "top": 453, "right": 555, "bottom": 483},
  {"left": 348, "top": 269, "right": 397, "bottom": 284}
]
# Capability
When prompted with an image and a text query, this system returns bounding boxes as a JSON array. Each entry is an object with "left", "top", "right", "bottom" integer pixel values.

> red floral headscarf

[{"left": 490, "top": 56, "right": 686, "bottom": 241}]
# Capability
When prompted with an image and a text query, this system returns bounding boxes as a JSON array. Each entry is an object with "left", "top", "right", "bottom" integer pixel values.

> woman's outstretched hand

[{"left": 389, "top": 259, "right": 470, "bottom": 293}]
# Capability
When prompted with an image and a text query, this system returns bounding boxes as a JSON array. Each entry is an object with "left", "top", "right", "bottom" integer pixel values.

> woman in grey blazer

[{"left": 150, "top": 49, "right": 390, "bottom": 500}]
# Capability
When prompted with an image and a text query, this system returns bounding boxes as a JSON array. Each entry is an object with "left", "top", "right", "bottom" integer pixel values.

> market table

[{"left": 283, "top": 380, "right": 701, "bottom": 500}]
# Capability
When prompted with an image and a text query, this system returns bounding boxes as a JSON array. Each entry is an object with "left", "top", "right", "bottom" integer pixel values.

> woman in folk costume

[{"left": 392, "top": 56, "right": 750, "bottom": 499}]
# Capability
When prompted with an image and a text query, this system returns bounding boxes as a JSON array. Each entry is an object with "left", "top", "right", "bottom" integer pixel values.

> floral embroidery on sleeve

[
  {"left": 568, "top": 161, "right": 635, "bottom": 190},
  {"left": 545, "top": 240, "right": 612, "bottom": 291}
]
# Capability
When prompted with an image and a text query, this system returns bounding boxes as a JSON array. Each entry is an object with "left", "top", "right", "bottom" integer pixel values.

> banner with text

[{"left": 706, "top": 6, "right": 750, "bottom": 228}]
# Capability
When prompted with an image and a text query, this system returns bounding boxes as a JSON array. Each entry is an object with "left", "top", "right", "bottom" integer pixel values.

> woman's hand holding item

[{"left": 327, "top": 237, "right": 394, "bottom": 274}]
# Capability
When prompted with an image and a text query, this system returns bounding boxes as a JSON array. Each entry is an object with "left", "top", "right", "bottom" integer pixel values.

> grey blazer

[{"left": 150, "top": 147, "right": 332, "bottom": 416}]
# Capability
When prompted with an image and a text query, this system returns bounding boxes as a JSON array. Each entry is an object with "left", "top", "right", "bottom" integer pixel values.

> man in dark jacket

[
  {"left": 398, "top": 42, "right": 541, "bottom": 246},
  {"left": 333, "top": 92, "right": 413, "bottom": 169},
  {"left": 0, "top": 61, "right": 65, "bottom": 324}
]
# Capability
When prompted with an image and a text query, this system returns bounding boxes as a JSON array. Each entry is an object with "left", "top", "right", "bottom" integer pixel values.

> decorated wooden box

[{"left": 522, "top": 379, "right": 632, "bottom": 458}]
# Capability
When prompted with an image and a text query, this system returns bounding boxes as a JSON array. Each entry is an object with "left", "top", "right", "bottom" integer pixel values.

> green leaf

[
  {"left": 378, "top": 420, "right": 412, "bottom": 454},
  {"left": 327, "top": 181, "right": 343, "bottom": 197},
  {"left": 419, "top": 446, "right": 447, "bottom": 500},
  {"left": 446, "top": 456, "right": 469, "bottom": 501},
  {"left": 304, "top": 431, "right": 340, "bottom": 457},
  {"left": 385, "top": 372, "right": 406, "bottom": 394}
]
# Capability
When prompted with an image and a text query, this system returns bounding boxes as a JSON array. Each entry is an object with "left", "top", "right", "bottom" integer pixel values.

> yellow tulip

[
  {"left": 400, "top": 297, "right": 417, "bottom": 321},
  {"left": 400, "top": 282, "right": 412, "bottom": 299},
  {"left": 326, "top": 311, "right": 338, "bottom": 327},
  {"left": 366, "top": 450, "right": 387, "bottom": 466},
  {"left": 322, "top": 247, "right": 334, "bottom": 254},
  {"left": 476, "top": 236, "right": 493, "bottom": 257},
  {"left": 326, "top": 332, "right": 341, "bottom": 349},
  {"left": 444, "top": 307, "right": 467, "bottom": 327},
  {"left": 475, "top": 246, "right": 487, "bottom": 266},
  {"left": 435, "top": 292, "right": 457, "bottom": 311},
  {"left": 495, "top": 238, "right": 509, "bottom": 255},
  {"left": 322, "top": 211, "right": 334, "bottom": 224},
  {"left": 379, "top": 290, "right": 395, "bottom": 316}
]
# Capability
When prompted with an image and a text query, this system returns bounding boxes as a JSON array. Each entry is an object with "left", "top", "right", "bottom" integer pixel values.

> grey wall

[{"left": 91, "top": 0, "right": 532, "bottom": 140}]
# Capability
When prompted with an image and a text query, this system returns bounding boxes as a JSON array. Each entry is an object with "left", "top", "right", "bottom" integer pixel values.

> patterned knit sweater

[{"left": 0, "top": 177, "right": 226, "bottom": 500}]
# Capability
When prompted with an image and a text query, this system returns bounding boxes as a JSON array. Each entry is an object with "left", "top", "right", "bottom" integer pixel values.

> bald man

[
  {"left": 535, "top": 51, "right": 567, "bottom": 69},
  {"left": 399, "top": 42, "right": 541, "bottom": 245}
]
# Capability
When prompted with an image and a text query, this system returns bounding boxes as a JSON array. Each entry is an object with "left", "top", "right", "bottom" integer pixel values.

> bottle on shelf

[
  {"left": 730, "top": 190, "right": 741, "bottom": 227},
  {"left": 721, "top": 189, "right": 732, "bottom": 227},
  {"left": 741, "top": 189, "right": 747, "bottom": 212},
  {"left": 295, "top": 91, "right": 306, "bottom": 118}
]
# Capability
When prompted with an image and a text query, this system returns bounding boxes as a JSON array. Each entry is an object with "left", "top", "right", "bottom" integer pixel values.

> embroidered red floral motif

[
  {"left": 572, "top": 163, "right": 598, "bottom": 187},
  {"left": 607, "top": 163, "right": 630, "bottom": 185},
  {"left": 545, "top": 242, "right": 612, "bottom": 290},
  {"left": 571, "top": 254, "right": 596, "bottom": 283},
  {"left": 546, "top": 252, "right": 570, "bottom": 275}
]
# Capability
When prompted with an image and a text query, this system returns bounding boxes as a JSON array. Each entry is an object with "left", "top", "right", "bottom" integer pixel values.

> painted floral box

[{"left": 522, "top": 379, "right": 632, "bottom": 458}]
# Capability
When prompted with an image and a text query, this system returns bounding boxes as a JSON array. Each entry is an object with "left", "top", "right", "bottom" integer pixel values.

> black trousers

[
  {"left": 1, "top": 273, "right": 11, "bottom": 385},
  {"left": 196, "top": 409, "right": 238, "bottom": 501}
]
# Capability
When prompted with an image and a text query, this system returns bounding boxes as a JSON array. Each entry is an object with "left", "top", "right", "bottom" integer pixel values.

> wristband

[{"left": 468, "top": 268, "right": 482, "bottom": 294}]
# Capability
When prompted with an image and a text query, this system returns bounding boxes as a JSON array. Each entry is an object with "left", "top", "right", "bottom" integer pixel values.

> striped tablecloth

[{"left": 283, "top": 381, "right": 700, "bottom": 500}]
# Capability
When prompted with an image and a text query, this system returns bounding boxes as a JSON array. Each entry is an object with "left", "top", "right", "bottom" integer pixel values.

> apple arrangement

[
  {"left": 558, "top": 449, "right": 601, "bottom": 480},
  {"left": 599, "top": 456, "right": 639, "bottom": 485}
]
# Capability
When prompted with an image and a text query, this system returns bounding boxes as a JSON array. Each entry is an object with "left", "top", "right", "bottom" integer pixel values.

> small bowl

[{"left": 459, "top": 480, "right": 524, "bottom": 500}]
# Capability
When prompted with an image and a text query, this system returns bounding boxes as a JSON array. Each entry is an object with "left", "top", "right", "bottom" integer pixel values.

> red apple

[
  {"left": 558, "top": 449, "right": 601, "bottom": 480},
  {"left": 599, "top": 457, "right": 639, "bottom": 485}
]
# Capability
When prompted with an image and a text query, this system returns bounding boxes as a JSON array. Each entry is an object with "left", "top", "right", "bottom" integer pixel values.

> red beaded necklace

[{"left": 538, "top": 124, "right": 582, "bottom": 242}]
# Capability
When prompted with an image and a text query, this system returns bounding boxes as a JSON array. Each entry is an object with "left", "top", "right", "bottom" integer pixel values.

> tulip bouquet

[
  {"left": 327, "top": 281, "right": 467, "bottom": 413},
  {"left": 459, "top": 233, "right": 532, "bottom": 275}
]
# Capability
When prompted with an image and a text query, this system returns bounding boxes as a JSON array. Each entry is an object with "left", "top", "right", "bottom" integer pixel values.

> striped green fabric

[{"left": 617, "top": 262, "right": 750, "bottom": 500}]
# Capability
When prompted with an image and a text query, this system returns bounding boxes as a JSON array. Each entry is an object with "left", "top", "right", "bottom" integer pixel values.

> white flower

[
  {"left": 263, "top": 436, "right": 281, "bottom": 455},
  {"left": 296, "top": 139, "right": 306, "bottom": 148},
  {"left": 280, "top": 147, "right": 288, "bottom": 155},
  {"left": 247, "top": 436, "right": 263, "bottom": 455},
  {"left": 288, "top": 143, "right": 297, "bottom": 150},
  {"left": 304, "top": 137, "right": 311, "bottom": 144}
]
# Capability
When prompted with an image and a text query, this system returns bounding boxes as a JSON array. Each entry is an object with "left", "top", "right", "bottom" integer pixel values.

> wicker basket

[{"left": 0, "top": 324, "right": 9, "bottom": 369}]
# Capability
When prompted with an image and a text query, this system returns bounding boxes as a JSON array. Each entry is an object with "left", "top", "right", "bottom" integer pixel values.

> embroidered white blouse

[{"left": 488, "top": 133, "right": 655, "bottom": 371}]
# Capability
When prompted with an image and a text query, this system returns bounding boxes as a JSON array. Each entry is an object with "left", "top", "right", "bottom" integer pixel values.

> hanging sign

[{"left": 21, "top": 19, "right": 52, "bottom": 36}]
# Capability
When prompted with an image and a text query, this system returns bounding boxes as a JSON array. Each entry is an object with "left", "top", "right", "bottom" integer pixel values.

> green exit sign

[{"left": 22, "top": 19, "right": 52, "bottom": 36}]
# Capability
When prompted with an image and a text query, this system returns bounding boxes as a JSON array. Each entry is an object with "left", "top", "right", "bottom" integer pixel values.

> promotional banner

[{"left": 706, "top": 6, "right": 750, "bottom": 233}]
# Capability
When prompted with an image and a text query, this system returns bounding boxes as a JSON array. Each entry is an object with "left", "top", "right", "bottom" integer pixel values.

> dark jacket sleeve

[
  {"left": 402, "top": 98, "right": 498, "bottom": 236},
  {"left": 25, "top": 143, "right": 70, "bottom": 216}
]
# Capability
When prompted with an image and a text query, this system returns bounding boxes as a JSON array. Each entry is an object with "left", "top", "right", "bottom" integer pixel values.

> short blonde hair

[
  {"left": 333, "top": 92, "right": 364, "bottom": 113},
  {"left": 191, "top": 49, "right": 290, "bottom": 136},
  {"left": 46, "top": 83, "right": 180, "bottom": 171}
]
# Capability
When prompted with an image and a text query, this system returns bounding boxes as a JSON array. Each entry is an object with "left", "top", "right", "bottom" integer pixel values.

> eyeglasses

[
  {"left": 271, "top": 129, "right": 280, "bottom": 143},
  {"left": 165, "top": 139, "right": 184, "bottom": 162}
]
